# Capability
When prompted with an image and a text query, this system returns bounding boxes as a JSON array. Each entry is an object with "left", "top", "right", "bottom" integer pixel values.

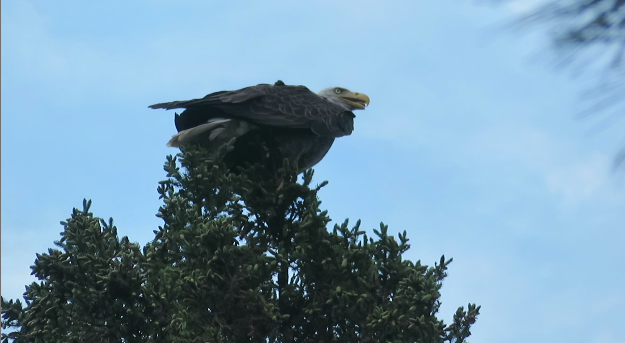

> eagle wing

[{"left": 149, "top": 82, "right": 355, "bottom": 138}]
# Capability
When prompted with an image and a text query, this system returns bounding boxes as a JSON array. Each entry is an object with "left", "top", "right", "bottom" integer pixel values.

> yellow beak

[{"left": 338, "top": 91, "right": 370, "bottom": 110}]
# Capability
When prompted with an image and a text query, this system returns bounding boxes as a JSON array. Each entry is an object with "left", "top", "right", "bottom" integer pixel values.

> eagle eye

[{"left": 334, "top": 88, "right": 342, "bottom": 94}]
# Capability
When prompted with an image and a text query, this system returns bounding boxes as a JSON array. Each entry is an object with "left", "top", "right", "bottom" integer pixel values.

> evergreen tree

[{"left": 2, "top": 140, "right": 480, "bottom": 342}]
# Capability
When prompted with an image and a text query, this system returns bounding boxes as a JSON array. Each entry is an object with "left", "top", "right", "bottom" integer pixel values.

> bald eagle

[{"left": 149, "top": 80, "right": 370, "bottom": 173}]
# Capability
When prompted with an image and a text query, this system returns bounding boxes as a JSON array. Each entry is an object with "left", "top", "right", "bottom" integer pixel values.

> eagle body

[{"left": 149, "top": 81, "right": 370, "bottom": 172}]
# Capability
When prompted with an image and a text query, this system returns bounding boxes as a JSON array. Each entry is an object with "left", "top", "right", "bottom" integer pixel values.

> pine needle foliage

[{"left": 2, "top": 140, "right": 480, "bottom": 343}]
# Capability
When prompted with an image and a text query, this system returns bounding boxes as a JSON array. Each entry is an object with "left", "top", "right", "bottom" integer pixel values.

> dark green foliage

[
  {"left": 2, "top": 139, "right": 480, "bottom": 342},
  {"left": 1, "top": 201, "right": 149, "bottom": 343}
]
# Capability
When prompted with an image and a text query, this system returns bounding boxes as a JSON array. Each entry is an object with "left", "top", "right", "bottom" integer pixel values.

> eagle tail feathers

[
  {"left": 166, "top": 118, "right": 232, "bottom": 147},
  {"left": 149, "top": 101, "right": 186, "bottom": 110},
  {"left": 149, "top": 98, "right": 216, "bottom": 110}
]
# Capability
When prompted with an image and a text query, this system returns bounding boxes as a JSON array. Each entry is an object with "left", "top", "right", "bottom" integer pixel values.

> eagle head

[{"left": 317, "top": 87, "right": 371, "bottom": 110}]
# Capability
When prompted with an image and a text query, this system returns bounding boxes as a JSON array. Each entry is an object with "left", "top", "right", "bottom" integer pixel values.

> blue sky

[{"left": 2, "top": 1, "right": 624, "bottom": 342}]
